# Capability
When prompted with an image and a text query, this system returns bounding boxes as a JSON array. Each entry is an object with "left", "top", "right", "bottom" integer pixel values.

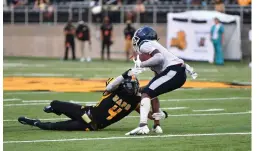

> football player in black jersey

[{"left": 18, "top": 69, "right": 167, "bottom": 132}]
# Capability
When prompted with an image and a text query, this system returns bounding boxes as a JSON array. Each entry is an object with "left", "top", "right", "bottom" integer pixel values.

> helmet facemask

[
  {"left": 120, "top": 78, "right": 139, "bottom": 96},
  {"left": 132, "top": 31, "right": 141, "bottom": 54}
]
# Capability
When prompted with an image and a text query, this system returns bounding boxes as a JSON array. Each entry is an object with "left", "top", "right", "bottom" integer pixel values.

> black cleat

[
  {"left": 43, "top": 106, "right": 54, "bottom": 113},
  {"left": 18, "top": 116, "right": 40, "bottom": 126},
  {"left": 43, "top": 105, "right": 61, "bottom": 115},
  {"left": 163, "top": 111, "right": 168, "bottom": 118}
]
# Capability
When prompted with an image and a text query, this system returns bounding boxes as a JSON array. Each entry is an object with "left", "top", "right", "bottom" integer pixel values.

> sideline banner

[
  {"left": 167, "top": 18, "right": 214, "bottom": 62},
  {"left": 167, "top": 11, "right": 241, "bottom": 61}
]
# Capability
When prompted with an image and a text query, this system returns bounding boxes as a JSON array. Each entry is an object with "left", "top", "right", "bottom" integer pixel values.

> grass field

[{"left": 3, "top": 57, "right": 251, "bottom": 151}]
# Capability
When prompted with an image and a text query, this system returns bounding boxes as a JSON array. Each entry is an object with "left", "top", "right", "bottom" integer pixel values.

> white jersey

[{"left": 140, "top": 40, "right": 184, "bottom": 74}]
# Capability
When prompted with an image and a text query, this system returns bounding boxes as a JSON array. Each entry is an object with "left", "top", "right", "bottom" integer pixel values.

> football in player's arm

[
  {"left": 18, "top": 69, "right": 167, "bottom": 132},
  {"left": 126, "top": 26, "right": 197, "bottom": 135}
]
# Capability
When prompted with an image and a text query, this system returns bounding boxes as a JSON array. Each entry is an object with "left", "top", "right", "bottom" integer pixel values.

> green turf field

[{"left": 3, "top": 57, "right": 251, "bottom": 151}]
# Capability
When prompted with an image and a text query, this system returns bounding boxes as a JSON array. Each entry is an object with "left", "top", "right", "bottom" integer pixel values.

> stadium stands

[{"left": 3, "top": 0, "right": 251, "bottom": 24}]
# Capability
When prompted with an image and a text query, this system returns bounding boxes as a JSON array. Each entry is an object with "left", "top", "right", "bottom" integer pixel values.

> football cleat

[
  {"left": 152, "top": 125, "right": 163, "bottom": 134},
  {"left": 43, "top": 105, "right": 53, "bottom": 113},
  {"left": 18, "top": 116, "right": 40, "bottom": 126},
  {"left": 125, "top": 125, "right": 150, "bottom": 135},
  {"left": 43, "top": 105, "right": 61, "bottom": 115}
]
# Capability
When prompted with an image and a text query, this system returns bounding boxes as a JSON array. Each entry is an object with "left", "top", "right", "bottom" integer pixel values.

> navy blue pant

[{"left": 142, "top": 64, "right": 186, "bottom": 98}]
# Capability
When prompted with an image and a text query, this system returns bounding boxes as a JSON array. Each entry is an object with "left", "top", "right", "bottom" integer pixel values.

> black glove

[
  {"left": 163, "top": 111, "right": 168, "bottom": 119},
  {"left": 122, "top": 69, "right": 132, "bottom": 79}
]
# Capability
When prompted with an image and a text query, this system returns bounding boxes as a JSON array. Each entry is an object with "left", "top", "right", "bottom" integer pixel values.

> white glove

[
  {"left": 133, "top": 55, "right": 142, "bottom": 68},
  {"left": 152, "top": 110, "right": 168, "bottom": 120},
  {"left": 185, "top": 63, "right": 198, "bottom": 79},
  {"left": 128, "top": 68, "right": 144, "bottom": 76}
]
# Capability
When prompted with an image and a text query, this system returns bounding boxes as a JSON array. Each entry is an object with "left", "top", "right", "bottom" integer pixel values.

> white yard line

[
  {"left": 22, "top": 100, "right": 52, "bottom": 103},
  {"left": 4, "top": 73, "right": 81, "bottom": 77},
  {"left": 3, "top": 98, "right": 20, "bottom": 101},
  {"left": 4, "top": 92, "right": 63, "bottom": 95},
  {"left": 3, "top": 132, "right": 251, "bottom": 144},
  {"left": 160, "top": 97, "right": 250, "bottom": 102},
  {"left": 4, "top": 101, "right": 96, "bottom": 107},
  {"left": 3, "top": 111, "right": 251, "bottom": 122},
  {"left": 3, "top": 97, "right": 250, "bottom": 106},
  {"left": 161, "top": 107, "right": 188, "bottom": 110},
  {"left": 4, "top": 103, "right": 50, "bottom": 106},
  {"left": 193, "top": 109, "right": 224, "bottom": 112},
  {"left": 4, "top": 92, "right": 56, "bottom": 95}
]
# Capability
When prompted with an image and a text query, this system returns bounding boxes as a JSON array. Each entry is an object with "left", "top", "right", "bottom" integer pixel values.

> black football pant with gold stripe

[{"left": 36, "top": 100, "right": 92, "bottom": 131}]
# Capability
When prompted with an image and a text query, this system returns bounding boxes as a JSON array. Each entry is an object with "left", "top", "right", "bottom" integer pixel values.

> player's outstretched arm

[{"left": 106, "top": 69, "right": 141, "bottom": 92}]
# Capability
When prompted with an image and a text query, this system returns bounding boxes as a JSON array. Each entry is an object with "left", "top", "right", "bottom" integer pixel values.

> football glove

[
  {"left": 152, "top": 110, "right": 168, "bottom": 120},
  {"left": 122, "top": 68, "right": 143, "bottom": 79},
  {"left": 133, "top": 55, "right": 142, "bottom": 68},
  {"left": 185, "top": 63, "right": 198, "bottom": 79}
]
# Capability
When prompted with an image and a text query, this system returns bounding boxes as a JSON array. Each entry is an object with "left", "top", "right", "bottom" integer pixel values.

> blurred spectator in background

[
  {"left": 238, "top": 0, "right": 251, "bottom": 6},
  {"left": 126, "top": 11, "right": 134, "bottom": 23},
  {"left": 123, "top": 20, "right": 136, "bottom": 62},
  {"left": 135, "top": 0, "right": 145, "bottom": 13},
  {"left": 100, "top": 16, "right": 113, "bottom": 61},
  {"left": 64, "top": 20, "right": 76, "bottom": 61},
  {"left": 249, "top": 29, "right": 251, "bottom": 67},
  {"left": 11, "top": 0, "right": 26, "bottom": 8},
  {"left": 201, "top": 0, "right": 207, "bottom": 7},
  {"left": 211, "top": 17, "right": 224, "bottom": 65},
  {"left": 76, "top": 21, "right": 92, "bottom": 62},
  {"left": 34, "top": 0, "right": 48, "bottom": 11},
  {"left": 192, "top": 0, "right": 201, "bottom": 5},
  {"left": 185, "top": 0, "right": 192, "bottom": 5},
  {"left": 214, "top": 0, "right": 225, "bottom": 13}
]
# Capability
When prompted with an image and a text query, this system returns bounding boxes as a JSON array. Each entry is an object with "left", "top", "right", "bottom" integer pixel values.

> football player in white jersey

[{"left": 126, "top": 26, "right": 197, "bottom": 135}]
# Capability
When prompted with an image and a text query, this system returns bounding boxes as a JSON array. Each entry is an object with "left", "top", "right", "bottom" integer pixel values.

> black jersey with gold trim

[{"left": 91, "top": 90, "right": 141, "bottom": 129}]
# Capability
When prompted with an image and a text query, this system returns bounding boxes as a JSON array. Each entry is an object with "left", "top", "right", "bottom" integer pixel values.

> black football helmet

[{"left": 118, "top": 76, "right": 140, "bottom": 96}]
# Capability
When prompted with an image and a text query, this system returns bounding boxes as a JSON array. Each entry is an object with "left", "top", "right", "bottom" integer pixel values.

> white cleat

[
  {"left": 152, "top": 125, "right": 163, "bottom": 134},
  {"left": 125, "top": 125, "right": 150, "bottom": 135}
]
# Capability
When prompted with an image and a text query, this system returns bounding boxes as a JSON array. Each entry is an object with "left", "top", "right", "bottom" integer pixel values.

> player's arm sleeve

[
  {"left": 139, "top": 42, "right": 164, "bottom": 68},
  {"left": 141, "top": 51, "right": 164, "bottom": 68},
  {"left": 106, "top": 75, "right": 125, "bottom": 92}
]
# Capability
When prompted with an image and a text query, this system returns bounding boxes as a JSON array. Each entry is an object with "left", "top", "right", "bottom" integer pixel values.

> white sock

[{"left": 140, "top": 97, "right": 151, "bottom": 124}]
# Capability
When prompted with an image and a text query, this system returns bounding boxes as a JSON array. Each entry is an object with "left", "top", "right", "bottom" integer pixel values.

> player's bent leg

[
  {"left": 35, "top": 120, "right": 91, "bottom": 131},
  {"left": 18, "top": 116, "right": 40, "bottom": 126},
  {"left": 49, "top": 100, "right": 85, "bottom": 120},
  {"left": 126, "top": 93, "right": 151, "bottom": 135}
]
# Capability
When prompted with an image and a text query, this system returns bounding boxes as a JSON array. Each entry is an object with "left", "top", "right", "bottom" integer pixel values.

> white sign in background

[{"left": 167, "top": 19, "right": 215, "bottom": 62}]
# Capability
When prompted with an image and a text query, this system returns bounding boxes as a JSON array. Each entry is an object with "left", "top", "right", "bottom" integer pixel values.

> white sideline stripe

[
  {"left": 3, "top": 97, "right": 251, "bottom": 106},
  {"left": 4, "top": 102, "right": 96, "bottom": 107},
  {"left": 3, "top": 73, "right": 83, "bottom": 77},
  {"left": 193, "top": 109, "right": 224, "bottom": 112},
  {"left": 160, "top": 97, "right": 250, "bottom": 102},
  {"left": 3, "top": 132, "right": 251, "bottom": 144},
  {"left": 3, "top": 111, "right": 251, "bottom": 122},
  {"left": 4, "top": 92, "right": 62, "bottom": 95},
  {"left": 167, "top": 111, "right": 251, "bottom": 117},
  {"left": 4, "top": 103, "right": 50, "bottom": 106},
  {"left": 3, "top": 98, "right": 20, "bottom": 101},
  {"left": 21, "top": 100, "right": 96, "bottom": 104},
  {"left": 22, "top": 100, "right": 51, "bottom": 103},
  {"left": 161, "top": 107, "right": 188, "bottom": 110}
]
